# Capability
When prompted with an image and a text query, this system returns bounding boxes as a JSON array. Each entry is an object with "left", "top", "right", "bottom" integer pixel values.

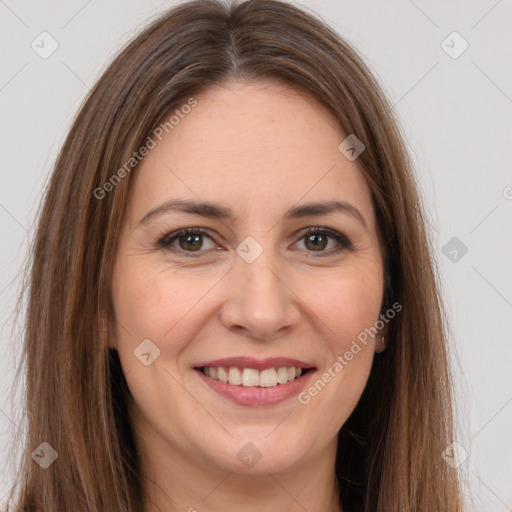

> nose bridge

[
  {"left": 220, "top": 236, "right": 299, "bottom": 338},
  {"left": 240, "top": 248, "right": 282, "bottom": 303}
]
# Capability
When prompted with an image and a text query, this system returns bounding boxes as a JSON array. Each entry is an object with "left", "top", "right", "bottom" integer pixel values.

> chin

[{"left": 202, "top": 430, "right": 310, "bottom": 475}]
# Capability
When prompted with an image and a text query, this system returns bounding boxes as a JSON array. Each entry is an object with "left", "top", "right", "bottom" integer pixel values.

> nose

[{"left": 219, "top": 247, "right": 300, "bottom": 340}]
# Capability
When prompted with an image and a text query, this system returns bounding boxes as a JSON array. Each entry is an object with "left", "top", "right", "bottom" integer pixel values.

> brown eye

[
  {"left": 178, "top": 233, "right": 203, "bottom": 251},
  {"left": 304, "top": 232, "right": 328, "bottom": 251},
  {"left": 158, "top": 228, "right": 217, "bottom": 254},
  {"left": 295, "top": 228, "right": 352, "bottom": 254}
]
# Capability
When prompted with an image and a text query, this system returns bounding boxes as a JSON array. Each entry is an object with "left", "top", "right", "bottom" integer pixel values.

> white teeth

[
  {"left": 201, "top": 365, "right": 308, "bottom": 387},
  {"left": 259, "top": 368, "right": 278, "bottom": 387},
  {"left": 242, "top": 368, "right": 259, "bottom": 387},
  {"left": 218, "top": 367, "right": 229, "bottom": 383},
  {"left": 228, "top": 367, "right": 242, "bottom": 385},
  {"left": 276, "top": 367, "right": 289, "bottom": 384}
]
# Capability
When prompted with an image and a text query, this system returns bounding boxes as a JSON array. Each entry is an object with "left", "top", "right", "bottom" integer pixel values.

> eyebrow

[{"left": 137, "top": 199, "right": 367, "bottom": 228}]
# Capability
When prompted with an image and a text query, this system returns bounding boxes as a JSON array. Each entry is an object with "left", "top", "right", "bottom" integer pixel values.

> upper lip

[{"left": 194, "top": 357, "right": 315, "bottom": 371}]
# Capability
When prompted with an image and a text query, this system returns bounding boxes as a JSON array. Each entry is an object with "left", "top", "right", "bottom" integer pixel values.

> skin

[{"left": 110, "top": 79, "right": 385, "bottom": 512}]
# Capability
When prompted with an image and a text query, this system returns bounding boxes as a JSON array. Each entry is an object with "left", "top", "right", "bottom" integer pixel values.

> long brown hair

[{"left": 6, "top": 0, "right": 463, "bottom": 510}]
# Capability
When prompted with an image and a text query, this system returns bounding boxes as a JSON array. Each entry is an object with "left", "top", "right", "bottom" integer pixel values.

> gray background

[{"left": 1, "top": 0, "right": 511, "bottom": 509}]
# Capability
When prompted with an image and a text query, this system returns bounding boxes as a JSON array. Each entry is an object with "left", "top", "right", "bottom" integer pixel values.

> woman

[{"left": 6, "top": 0, "right": 463, "bottom": 510}]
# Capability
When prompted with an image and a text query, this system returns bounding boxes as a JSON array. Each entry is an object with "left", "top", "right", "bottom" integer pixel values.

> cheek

[
  {"left": 301, "top": 263, "right": 384, "bottom": 353},
  {"left": 113, "top": 270, "right": 172, "bottom": 337},
  {"left": 111, "top": 257, "right": 223, "bottom": 354},
  {"left": 295, "top": 263, "right": 383, "bottom": 421}
]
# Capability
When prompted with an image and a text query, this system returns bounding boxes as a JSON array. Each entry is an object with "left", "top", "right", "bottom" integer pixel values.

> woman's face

[{"left": 111, "top": 79, "right": 385, "bottom": 478}]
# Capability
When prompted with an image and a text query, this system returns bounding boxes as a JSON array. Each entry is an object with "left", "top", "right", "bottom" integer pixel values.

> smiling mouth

[{"left": 197, "top": 366, "right": 313, "bottom": 388}]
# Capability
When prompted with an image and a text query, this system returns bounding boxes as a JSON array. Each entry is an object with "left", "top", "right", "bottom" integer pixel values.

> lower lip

[{"left": 195, "top": 369, "right": 315, "bottom": 407}]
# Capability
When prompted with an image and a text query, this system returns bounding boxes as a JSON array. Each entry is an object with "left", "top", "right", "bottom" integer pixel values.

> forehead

[{"left": 128, "top": 79, "right": 375, "bottom": 228}]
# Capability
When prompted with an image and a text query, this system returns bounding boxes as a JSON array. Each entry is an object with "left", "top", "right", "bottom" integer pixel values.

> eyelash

[{"left": 157, "top": 227, "right": 353, "bottom": 257}]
